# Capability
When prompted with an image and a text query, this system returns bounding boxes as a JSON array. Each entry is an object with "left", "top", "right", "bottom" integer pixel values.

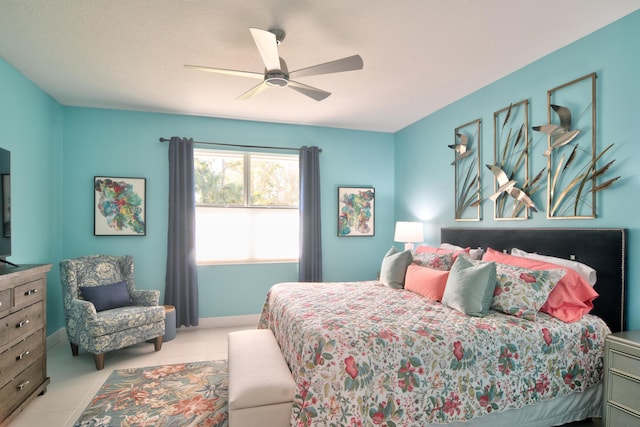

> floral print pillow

[
  {"left": 491, "top": 263, "right": 565, "bottom": 321},
  {"left": 411, "top": 251, "right": 453, "bottom": 271}
]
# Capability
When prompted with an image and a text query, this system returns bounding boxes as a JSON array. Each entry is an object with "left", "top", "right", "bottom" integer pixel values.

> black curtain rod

[{"left": 159, "top": 137, "right": 321, "bottom": 153}]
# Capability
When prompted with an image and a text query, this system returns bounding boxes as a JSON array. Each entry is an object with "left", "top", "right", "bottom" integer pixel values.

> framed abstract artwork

[
  {"left": 337, "top": 186, "right": 375, "bottom": 237},
  {"left": 94, "top": 176, "right": 146, "bottom": 236}
]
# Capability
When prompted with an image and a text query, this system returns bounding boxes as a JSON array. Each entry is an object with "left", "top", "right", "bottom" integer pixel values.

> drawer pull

[
  {"left": 16, "top": 319, "right": 30, "bottom": 328},
  {"left": 24, "top": 289, "right": 39, "bottom": 296},
  {"left": 16, "top": 380, "right": 30, "bottom": 391},
  {"left": 16, "top": 350, "right": 30, "bottom": 361}
]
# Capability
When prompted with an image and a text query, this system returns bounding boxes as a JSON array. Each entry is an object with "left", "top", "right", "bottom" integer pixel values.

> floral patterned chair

[{"left": 59, "top": 255, "right": 165, "bottom": 370}]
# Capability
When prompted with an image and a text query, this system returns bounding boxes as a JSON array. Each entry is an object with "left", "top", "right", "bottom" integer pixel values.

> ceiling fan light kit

[{"left": 184, "top": 27, "right": 363, "bottom": 101}]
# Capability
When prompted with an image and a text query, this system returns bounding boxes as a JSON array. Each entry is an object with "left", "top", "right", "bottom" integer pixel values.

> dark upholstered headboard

[{"left": 441, "top": 228, "right": 627, "bottom": 333}]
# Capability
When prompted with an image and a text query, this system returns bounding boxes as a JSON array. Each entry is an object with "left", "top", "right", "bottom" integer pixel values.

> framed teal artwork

[
  {"left": 337, "top": 186, "right": 375, "bottom": 237},
  {"left": 94, "top": 176, "right": 146, "bottom": 236}
]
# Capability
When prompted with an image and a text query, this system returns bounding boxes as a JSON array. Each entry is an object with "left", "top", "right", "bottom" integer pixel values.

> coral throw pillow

[{"left": 404, "top": 264, "right": 449, "bottom": 301}]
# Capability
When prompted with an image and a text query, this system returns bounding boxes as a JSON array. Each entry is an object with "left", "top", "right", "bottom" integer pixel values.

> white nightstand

[{"left": 603, "top": 331, "right": 640, "bottom": 426}]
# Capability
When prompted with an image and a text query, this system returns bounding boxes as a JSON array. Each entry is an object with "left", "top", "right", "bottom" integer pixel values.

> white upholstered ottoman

[{"left": 228, "top": 329, "right": 295, "bottom": 427}]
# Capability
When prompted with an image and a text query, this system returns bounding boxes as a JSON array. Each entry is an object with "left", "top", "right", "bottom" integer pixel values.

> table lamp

[{"left": 394, "top": 221, "right": 424, "bottom": 251}]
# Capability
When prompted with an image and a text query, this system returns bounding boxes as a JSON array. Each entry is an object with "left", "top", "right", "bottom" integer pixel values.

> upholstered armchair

[{"left": 59, "top": 255, "right": 165, "bottom": 370}]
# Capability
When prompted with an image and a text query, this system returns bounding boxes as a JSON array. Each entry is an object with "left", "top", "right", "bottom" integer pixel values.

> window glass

[
  {"left": 250, "top": 154, "right": 299, "bottom": 207},
  {"left": 194, "top": 151, "right": 244, "bottom": 206}
]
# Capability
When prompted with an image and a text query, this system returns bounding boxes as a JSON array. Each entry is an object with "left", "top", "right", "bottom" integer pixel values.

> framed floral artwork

[
  {"left": 337, "top": 186, "right": 375, "bottom": 237},
  {"left": 94, "top": 176, "right": 146, "bottom": 236}
]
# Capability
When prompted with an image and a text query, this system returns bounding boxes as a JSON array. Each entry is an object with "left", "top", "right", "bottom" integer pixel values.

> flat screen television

[{"left": 0, "top": 147, "right": 12, "bottom": 266}]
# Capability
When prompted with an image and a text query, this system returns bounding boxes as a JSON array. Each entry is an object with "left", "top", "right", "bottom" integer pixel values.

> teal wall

[
  {"left": 2, "top": 9, "right": 639, "bottom": 335},
  {"left": 0, "top": 58, "right": 64, "bottom": 331},
  {"left": 395, "top": 10, "right": 640, "bottom": 330},
  {"left": 61, "top": 108, "right": 395, "bottom": 322}
]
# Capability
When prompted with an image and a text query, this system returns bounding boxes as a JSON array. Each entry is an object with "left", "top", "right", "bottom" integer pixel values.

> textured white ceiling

[{"left": 1, "top": 1, "right": 638, "bottom": 132}]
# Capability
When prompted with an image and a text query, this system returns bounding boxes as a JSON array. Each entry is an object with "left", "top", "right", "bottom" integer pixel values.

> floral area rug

[{"left": 74, "top": 360, "right": 228, "bottom": 427}]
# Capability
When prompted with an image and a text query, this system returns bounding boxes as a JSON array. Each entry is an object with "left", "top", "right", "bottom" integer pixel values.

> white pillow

[
  {"left": 510, "top": 247, "right": 597, "bottom": 286},
  {"left": 440, "top": 243, "right": 484, "bottom": 260}
]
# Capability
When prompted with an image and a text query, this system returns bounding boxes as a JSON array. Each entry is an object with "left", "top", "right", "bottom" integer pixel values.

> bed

[{"left": 258, "top": 228, "right": 626, "bottom": 426}]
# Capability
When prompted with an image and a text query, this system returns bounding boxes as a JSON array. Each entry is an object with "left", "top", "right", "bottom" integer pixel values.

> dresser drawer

[
  {"left": 0, "top": 289, "right": 10, "bottom": 315},
  {"left": 606, "top": 403, "right": 640, "bottom": 427},
  {"left": 0, "top": 357, "right": 45, "bottom": 416},
  {"left": 0, "top": 302, "right": 43, "bottom": 351},
  {"left": 14, "top": 278, "right": 44, "bottom": 309},
  {"left": 609, "top": 348, "right": 640, "bottom": 379},
  {"left": 0, "top": 331, "right": 44, "bottom": 390},
  {"left": 609, "top": 371, "right": 640, "bottom": 414}
]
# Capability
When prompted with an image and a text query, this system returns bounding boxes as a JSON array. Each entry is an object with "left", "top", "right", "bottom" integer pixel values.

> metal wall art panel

[
  {"left": 451, "top": 119, "right": 481, "bottom": 221},
  {"left": 490, "top": 100, "right": 543, "bottom": 220},
  {"left": 536, "top": 73, "right": 597, "bottom": 219}
]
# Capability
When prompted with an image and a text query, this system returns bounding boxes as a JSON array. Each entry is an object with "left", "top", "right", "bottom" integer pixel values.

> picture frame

[
  {"left": 94, "top": 176, "right": 146, "bottom": 236},
  {"left": 2, "top": 174, "right": 9, "bottom": 238},
  {"left": 337, "top": 186, "right": 375, "bottom": 237}
]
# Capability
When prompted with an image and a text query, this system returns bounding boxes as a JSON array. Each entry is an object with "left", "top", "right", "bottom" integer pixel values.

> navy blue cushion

[{"left": 80, "top": 281, "right": 132, "bottom": 312}]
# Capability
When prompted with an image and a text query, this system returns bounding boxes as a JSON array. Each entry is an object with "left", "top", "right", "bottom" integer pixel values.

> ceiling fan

[{"left": 184, "top": 28, "right": 364, "bottom": 101}]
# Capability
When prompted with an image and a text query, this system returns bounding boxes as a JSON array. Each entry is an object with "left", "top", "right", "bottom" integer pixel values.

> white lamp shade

[{"left": 394, "top": 221, "right": 424, "bottom": 243}]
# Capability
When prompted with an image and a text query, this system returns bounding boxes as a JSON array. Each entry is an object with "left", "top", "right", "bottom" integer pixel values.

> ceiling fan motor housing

[
  {"left": 265, "top": 72, "right": 289, "bottom": 87},
  {"left": 265, "top": 57, "right": 289, "bottom": 87}
]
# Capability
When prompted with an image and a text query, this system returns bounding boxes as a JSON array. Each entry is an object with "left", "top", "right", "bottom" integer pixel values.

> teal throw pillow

[
  {"left": 379, "top": 246, "right": 412, "bottom": 289},
  {"left": 442, "top": 255, "right": 497, "bottom": 317}
]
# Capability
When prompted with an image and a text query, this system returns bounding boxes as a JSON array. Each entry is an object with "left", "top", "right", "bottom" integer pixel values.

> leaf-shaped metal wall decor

[
  {"left": 450, "top": 119, "right": 481, "bottom": 221},
  {"left": 534, "top": 72, "right": 618, "bottom": 219},
  {"left": 533, "top": 73, "right": 620, "bottom": 219},
  {"left": 491, "top": 100, "right": 544, "bottom": 219}
]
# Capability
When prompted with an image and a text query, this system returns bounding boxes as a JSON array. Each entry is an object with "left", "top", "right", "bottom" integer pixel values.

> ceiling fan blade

[
  {"left": 288, "top": 80, "right": 331, "bottom": 101},
  {"left": 184, "top": 65, "right": 264, "bottom": 80},
  {"left": 237, "top": 81, "right": 270, "bottom": 100},
  {"left": 249, "top": 28, "right": 281, "bottom": 72},
  {"left": 289, "top": 54, "right": 363, "bottom": 79}
]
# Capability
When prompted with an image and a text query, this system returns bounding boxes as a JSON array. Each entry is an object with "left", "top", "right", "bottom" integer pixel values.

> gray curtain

[
  {"left": 298, "top": 146, "right": 322, "bottom": 281},
  {"left": 165, "top": 137, "right": 199, "bottom": 327}
]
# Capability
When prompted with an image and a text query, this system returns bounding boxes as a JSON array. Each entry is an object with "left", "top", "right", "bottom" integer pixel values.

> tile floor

[
  {"left": 8, "top": 322, "right": 600, "bottom": 427},
  {"left": 8, "top": 323, "right": 253, "bottom": 426}
]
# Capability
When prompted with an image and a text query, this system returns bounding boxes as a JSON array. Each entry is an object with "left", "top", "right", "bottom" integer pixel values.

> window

[{"left": 194, "top": 149, "right": 299, "bottom": 264}]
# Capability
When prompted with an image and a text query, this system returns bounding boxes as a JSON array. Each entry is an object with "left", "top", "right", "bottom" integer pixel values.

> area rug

[{"left": 74, "top": 360, "right": 228, "bottom": 427}]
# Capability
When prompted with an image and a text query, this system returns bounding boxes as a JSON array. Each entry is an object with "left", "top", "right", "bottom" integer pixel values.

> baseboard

[
  {"left": 47, "top": 314, "right": 260, "bottom": 346},
  {"left": 47, "top": 328, "right": 69, "bottom": 349},
  {"left": 195, "top": 314, "right": 260, "bottom": 329}
]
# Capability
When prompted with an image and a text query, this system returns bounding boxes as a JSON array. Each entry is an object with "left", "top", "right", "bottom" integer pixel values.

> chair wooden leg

[
  {"left": 94, "top": 353, "right": 105, "bottom": 370},
  {"left": 70, "top": 342, "right": 79, "bottom": 356},
  {"left": 154, "top": 336, "right": 163, "bottom": 352}
]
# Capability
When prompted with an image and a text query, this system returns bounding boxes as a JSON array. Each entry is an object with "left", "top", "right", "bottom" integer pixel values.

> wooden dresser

[
  {"left": 0, "top": 264, "right": 51, "bottom": 426},
  {"left": 603, "top": 330, "right": 640, "bottom": 426}
]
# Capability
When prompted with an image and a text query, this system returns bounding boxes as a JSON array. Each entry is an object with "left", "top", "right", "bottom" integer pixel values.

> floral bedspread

[{"left": 258, "top": 281, "right": 610, "bottom": 427}]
